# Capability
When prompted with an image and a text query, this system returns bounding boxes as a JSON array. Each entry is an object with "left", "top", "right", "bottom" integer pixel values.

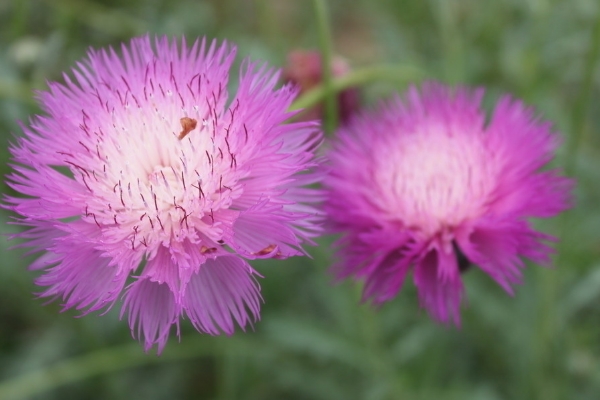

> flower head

[
  {"left": 324, "top": 83, "right": 572, "bottom": 324},
  {"left": 5, "top": 35, "right": 322, "bottom": 352}
]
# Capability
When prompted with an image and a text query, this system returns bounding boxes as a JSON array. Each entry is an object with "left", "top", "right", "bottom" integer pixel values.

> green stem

[
  {"left": 0, "top": 337, "right": 260, "bottom": 400},
  {"left": 431, "top": 0, "right": 464, "bottom": 83},
  {"left": 290, "top": 64, "right": 425, "bottom": 112},
  {"left": 354, "top": 286, "right": 404, "bottom": 398},
  {"left": 312, "top": 0, "right": 337, "bottom": 135},
  {"left": 40, "top": 0, "right": 146, "bottom": 36},
  {"left": 534, "top": 12, "right": 600, "bottom": 399},
  {"left": 565, "top": 12, "right": 600, "bottom": 176},
  {"left": 254, "top": 0, "right": 281, "bottom": 52},
  {"left": 530, "top": 13, "right": 600, "bottom": 400},
  {"left": 217, "top": 340, "right": 237, "bottom": 400},
  {"left": 10, "top": 0, "right": 30, "bottom": 39}
]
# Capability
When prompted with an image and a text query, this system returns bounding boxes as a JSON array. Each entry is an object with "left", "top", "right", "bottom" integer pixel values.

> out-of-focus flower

[
  {"left": 282, "top": 49, "right": 360, "bottom": 124},
  {"left": 4, "top": 35, "right": 322, "bottom": 352},
  {"left": 324, "top": 83, "right": 572, "bottom": 324}
]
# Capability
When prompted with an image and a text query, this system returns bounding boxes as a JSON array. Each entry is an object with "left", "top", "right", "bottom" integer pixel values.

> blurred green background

[{"left": 1, "top": 0, "right": 600, "bottom": 399}]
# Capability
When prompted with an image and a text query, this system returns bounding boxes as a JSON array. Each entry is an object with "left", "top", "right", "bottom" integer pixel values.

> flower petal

[
  {"left": 182, "top": 255, "right": 261, "bottom": 335},
  {"left": 228, "top": 205, "right": 304, "bottom": 259},
  {"left": 36, "top": 247, "right": 128, "bottom": 314},
  {"left": 456, "top": 218, "right": 554, "bottom": 295},
  {"left": 20, "top": 221, "right": 130, "bottom": 314},
  {"left": 121, "top": 278, "right": 180, "bottom": 353},
  {"left": 414, "top": 242, "right": 463, "bottom": 325}
]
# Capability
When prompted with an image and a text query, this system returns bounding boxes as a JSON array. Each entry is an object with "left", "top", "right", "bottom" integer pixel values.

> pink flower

[
  {"left": 324, "top": 83, "right": 572, "bottom": 324},
  {"left": 5, "top": 36, "right": 322, "bottom": 352}
]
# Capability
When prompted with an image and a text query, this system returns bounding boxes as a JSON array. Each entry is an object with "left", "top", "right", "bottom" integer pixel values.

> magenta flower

[
  {"left": 324, "top": 83, "right": 572, "bottom": 324},
  {"left": 5, "top": 36, "right": 322, "bottom": 352}
]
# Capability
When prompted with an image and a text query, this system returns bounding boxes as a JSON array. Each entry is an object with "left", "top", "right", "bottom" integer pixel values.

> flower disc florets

[
  {"left": 5, "top": 36, "right": 322, "bottom": 352},
  {"left": 324, "top": 83, "right": 572, "bottom": 324}
]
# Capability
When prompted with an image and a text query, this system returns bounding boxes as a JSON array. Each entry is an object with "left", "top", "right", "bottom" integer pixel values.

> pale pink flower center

[
  {"left": 375, "top": 127, "right": 497, "bottom": 238},
  {"left": 78, "top": 87, "right": 241, "bottom": 249}
]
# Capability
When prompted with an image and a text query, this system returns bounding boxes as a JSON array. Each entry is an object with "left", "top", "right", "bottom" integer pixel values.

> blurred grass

[{"left": 1, "top": 0, "right": 600, "bottom": 399}]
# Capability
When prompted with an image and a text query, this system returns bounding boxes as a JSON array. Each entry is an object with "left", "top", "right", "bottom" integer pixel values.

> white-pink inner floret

[
  {"left": 77, "top": 80, "right": 241, "bottom": 250},
  {"left": 375, "top": 125, "right": 499, "bottom": 238}
]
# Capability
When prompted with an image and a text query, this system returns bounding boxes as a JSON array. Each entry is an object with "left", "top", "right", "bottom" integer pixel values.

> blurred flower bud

[{"left": 282, "top": 50, "right": 360, "bottom": 124}]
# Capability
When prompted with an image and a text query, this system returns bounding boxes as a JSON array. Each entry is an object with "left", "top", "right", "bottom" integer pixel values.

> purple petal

[
  {"left": 121, "top": 279, "right": 180, "bottom": 353},
  {"left": 414, "top": 242, "right": 463, "bottom": 325},
  {"left": 182, "top": 255, "right": 262, "bottom": 335},
  {"left": 228, "top": 205, "right": 304, "bottom": 259}
]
